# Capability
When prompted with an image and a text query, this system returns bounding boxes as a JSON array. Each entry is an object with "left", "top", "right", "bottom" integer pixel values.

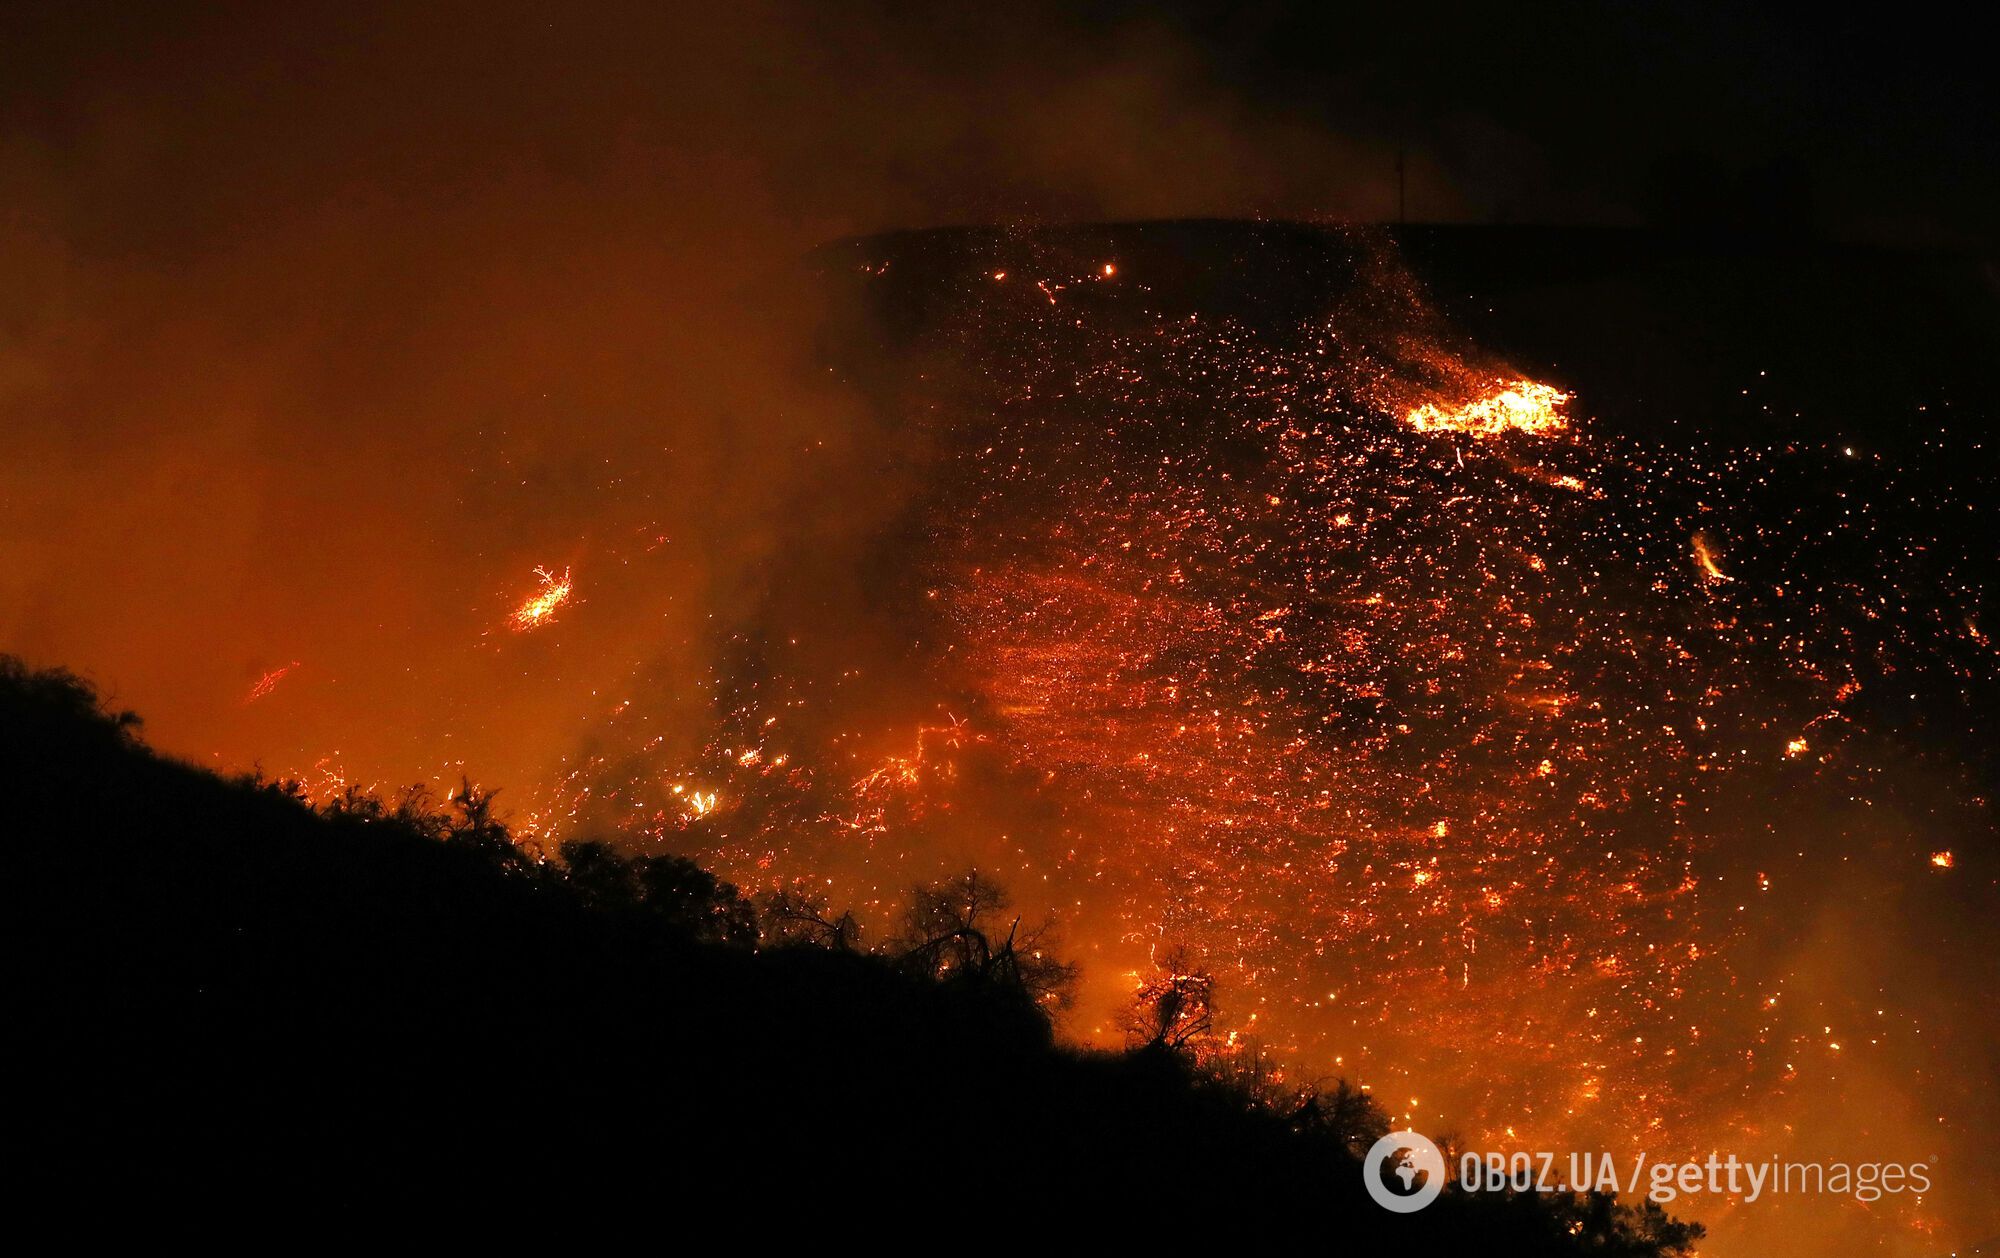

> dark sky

[
  {"left": 1112, "top": 1, "right": 1996, "bottom": 245},
  {"left": 3, "top": 1, "right": 1994, "bottom": 249}
]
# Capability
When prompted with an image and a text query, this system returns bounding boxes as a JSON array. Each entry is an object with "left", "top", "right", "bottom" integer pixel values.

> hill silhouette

[{"left": 9, "top": 655, "right": 1699, "bottom": 1247}]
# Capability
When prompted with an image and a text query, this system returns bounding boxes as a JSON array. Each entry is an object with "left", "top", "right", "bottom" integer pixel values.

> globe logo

[{"left": 1363, "top": 1130, "right": 1446, "bottom": 1212}]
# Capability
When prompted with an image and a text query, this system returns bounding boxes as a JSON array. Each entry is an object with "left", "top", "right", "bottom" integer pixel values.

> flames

[
  {"left": 674, "top": 784, "right": 720, "bottom": 820},
  {"left": 1691, "top": 532, "right": 1730, "bottom": 584},
  {"left": 1404, "top": 378, "right": 1571, "bottom": 437}
]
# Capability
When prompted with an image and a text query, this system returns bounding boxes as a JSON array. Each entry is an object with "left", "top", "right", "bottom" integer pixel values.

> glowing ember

[
  {"left": 1404, "top": 378, "right": 1571, "bottom": 437},
  {"left": 1930, "top": 850, "right": 1955, "bottom": 869},
  {"left": 510, "top": 566, "right": 574, "bottom": 632},
  {"left": 243, "top": 661, "right": 301, "bottom": 704}
]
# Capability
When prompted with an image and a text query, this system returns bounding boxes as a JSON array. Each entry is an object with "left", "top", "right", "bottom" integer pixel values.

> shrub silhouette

[
  {"left": 556, "top": 837, "right": 758, "bottom": 944},
  {"left": 7, "top": 654, "right": 1700, "bottom": 1250}
]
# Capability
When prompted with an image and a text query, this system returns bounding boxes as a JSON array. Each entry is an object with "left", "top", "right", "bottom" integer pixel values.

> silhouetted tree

[
  {"left": 1125, "top": 946, "right": 1214, "bottom": 1052},
  {"left": 0, "top": 656, "right": 140, "bottom": 754},
  {"left": 1290, "top": 1077, "right": 1390, "bottom": 1158},
  {"left": 322, "top": 783, "right": 389, "bottom": 823},
  {"left": 896, "top": 872, "right": 1077, "bottom": 1012},
  {"left": 1551, "top": 1191, "right": 1706, "bottom": 1256},
  {"left": 559, "top": 838, "right": 642, "bottom": 909},
  {"left": 757, "top": 888, "right": 862, "bottom": 950},
  {"left": 557, "top": 838, "right": 755, "bottom": 944},
  {"left": 441, "top": 778, "right": 530, "bottom": 869},
  {"left": 634, "top": 853, "right": 756, "bottom": 945},
  {"left": 391, "top": 783, "right": 452, "bottom": 840}
]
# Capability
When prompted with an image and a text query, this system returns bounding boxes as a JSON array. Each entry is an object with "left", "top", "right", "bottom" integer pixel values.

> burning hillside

[{"left": 526, "top": 223, "right": 1995, "bottom": 1252}]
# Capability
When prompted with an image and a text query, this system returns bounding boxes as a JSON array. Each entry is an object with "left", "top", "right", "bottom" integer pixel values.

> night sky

[{"left": 5, "top": 3, "right": 1994, "bottom": 248}]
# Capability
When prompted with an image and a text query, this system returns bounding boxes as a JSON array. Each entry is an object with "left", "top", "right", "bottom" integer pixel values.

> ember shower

[{"left": 527, "top": 224, "right": 1995, "bottom": 1251}]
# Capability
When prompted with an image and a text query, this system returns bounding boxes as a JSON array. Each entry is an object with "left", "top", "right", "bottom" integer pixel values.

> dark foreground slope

[{"left": 8, "top": 657, "right": 1695, "bottom": 1247}]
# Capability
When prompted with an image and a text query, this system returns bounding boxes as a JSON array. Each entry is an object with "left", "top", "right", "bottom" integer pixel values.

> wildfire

[
  {"left": 510, "top": 566, "right": 574, "bottom": 632},
  {"left": 1404, "top": 378, "right": 1571, "bottom": 437},
  {"left": 523, "top": 231, "right": 1991, "bottom": 1256}
]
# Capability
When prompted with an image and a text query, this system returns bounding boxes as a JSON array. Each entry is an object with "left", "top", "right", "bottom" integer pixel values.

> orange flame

[
  {"left": 1692, "top": 532, "right": 1729, "bottom": 584},
  {"left": 1404, "top": 378, "right": 1571, "bottom": 438}
]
